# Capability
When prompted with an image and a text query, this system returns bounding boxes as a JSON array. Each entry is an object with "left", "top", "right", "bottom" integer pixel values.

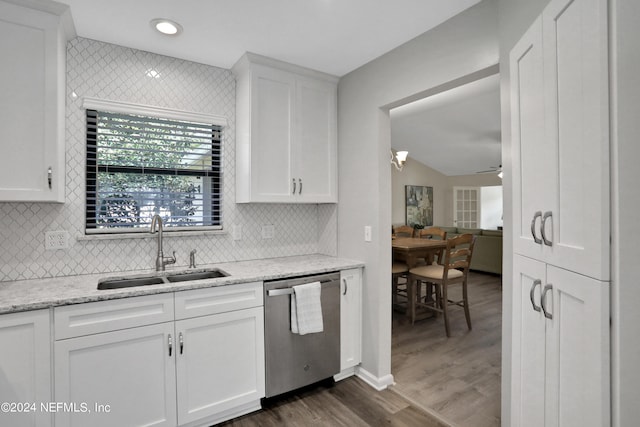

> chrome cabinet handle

[
  {"left": 298, "top": 178, "right": 302, "bottom": 195},
  {"left": 292, "top": 178, "right": 296, "bottom": 195},
  {"left": 342, "top": 278, "right": 348, "bottom": 296},
  {"left": 168, "top": 334, "right": 173, "bottom": 357},
  {"left": 47, "top": 167, "right": 52, "bottom": 189},
  {"left": 541, "top": 284, "right": 553, "bottom": 320},
  {"left": 179, "top": 332, "right": 184, "bottom": 355},
  {"left": 529, "top": 279, "right": 542, "bottom": 312},
  {"left": 541, "top": 211, "right": 553, "bottom": 247},
  {"left": 530, "top": 211, "right": 542, "bottom": 244}
]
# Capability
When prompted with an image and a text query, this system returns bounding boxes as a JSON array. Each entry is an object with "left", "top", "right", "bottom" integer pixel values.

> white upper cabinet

[
  {"left": 510, "top": 0, "right": 610, "bottom": 281},
  {"left": 233, "top": 53, "right": 338, "bottom": 203},
  {"left": 0, "top": 0, "right": 74, "bottom": 202}
]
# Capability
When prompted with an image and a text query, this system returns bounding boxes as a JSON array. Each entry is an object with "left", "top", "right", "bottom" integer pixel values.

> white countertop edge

[{"left": 0, "top": 254, "right": 364, "bottom": 315}]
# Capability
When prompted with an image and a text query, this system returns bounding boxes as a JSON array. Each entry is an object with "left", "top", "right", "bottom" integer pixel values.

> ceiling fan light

[{"left": 150, "top": 18, "right": 183, "bottom": 36}]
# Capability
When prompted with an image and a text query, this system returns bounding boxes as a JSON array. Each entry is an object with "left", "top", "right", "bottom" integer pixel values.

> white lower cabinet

[
  {"left": 53, "top": 283, "right": 265, "bottom": 427},
  {"left": 175, "top": 307, "right": 264, "bottom": 426},
  {"left": 511, "top": 255, "right": 610, "bottom": 427},
  {"left": 54, "top": 322, "right": 177, "bottom": 427},
  {"left": 338, "top": 268, "right": 362, "bottom": 375},
  {"left": 0, "top": 309, "right": 52, "bottom": 427}
]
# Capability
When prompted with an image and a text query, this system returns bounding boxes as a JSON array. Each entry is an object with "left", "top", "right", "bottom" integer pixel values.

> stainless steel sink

[
  {"left": 97, "top": 275, "right": 166, "bottom": 290},
  {"left": 165, "top": 269, "right": 228, "bottom": 283},
  {"left": 97, "top": 268, "right": 229, "bottom": 290}
]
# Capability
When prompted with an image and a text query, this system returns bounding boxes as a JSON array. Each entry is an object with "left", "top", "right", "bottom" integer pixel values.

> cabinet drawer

[
  {"left": 175, "top": 282, "right": 263, "bottom": 320},
  {"left": 54, "top": 294, "right": 174, "bottom": 339}
]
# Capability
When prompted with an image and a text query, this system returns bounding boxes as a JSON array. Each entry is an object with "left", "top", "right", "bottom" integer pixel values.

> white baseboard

[{"left": 355, "top": 367, "right": 395, "bottom": 391}]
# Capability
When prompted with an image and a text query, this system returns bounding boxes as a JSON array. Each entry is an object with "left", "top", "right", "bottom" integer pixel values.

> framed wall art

[{"left": 405, "top": 185, "right": 433, "bottom": 227}]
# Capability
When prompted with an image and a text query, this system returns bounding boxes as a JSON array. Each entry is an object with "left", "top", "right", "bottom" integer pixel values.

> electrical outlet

[
  {"left": 232, "top": 225, "right": 242, "bottom": 241},
  {"left": 45, "top": 230, "right": 69, "bottom": 250},
  {"left": 261, "top": 224, "right": 275, "bottom": 239}
]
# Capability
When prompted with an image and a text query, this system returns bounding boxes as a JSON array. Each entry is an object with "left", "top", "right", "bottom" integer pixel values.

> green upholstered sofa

[{"left": 437, "top": 226, "right": 503, "bottom": 275}]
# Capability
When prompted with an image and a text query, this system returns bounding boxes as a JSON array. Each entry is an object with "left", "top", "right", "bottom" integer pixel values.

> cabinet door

[
  {"left": 175, "top": 307, "right": 265, "bottom": 425},
  {"left": 510, "top": 17, "right": 549, "bottom": 262},
  {"left": 295, "top": 76, "right": 337, "bottom": 203},
  {"left": 54, "top": 323, "right": 177, "bottom": 427},
  {"left": 0, "top": 2, "right": 65, "bottom": 202},
  {"left": 541, "top": 0, "right": 610, "bottom": 281},
  {"left": 545, "top": 266, "right": 609, "bottom": 427},
  {"left": 0, "top": 310, "right": 52, "bottom": 427},
  {"left": 511, "top": 255, "right": 547, "bottom": 427},
  {"left": 248, "top": 65, "right": 295, "bottom": 202},
  {"left": 339, "top": 268, "right": 362, "bottom": 371}
]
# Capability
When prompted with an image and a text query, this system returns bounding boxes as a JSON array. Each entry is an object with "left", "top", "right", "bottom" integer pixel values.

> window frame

[{"left": 83, "top": 98, "right": 228, "bottom": 235}]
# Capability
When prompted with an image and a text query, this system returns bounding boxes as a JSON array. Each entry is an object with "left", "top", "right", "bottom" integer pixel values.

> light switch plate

[
  {"left": 364, "top": 226, "right": 372, "bottom": 242},
  {"left": 45, "top": 230, "right": 69, "bottom": 250}
]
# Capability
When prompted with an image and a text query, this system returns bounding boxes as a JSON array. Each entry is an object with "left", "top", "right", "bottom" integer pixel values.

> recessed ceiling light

[{"left": 150, "top": 18, "right": 183, "bottom": 36}]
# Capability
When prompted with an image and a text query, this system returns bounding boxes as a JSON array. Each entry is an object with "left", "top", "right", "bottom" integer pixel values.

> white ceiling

[
  {"left": 56, "top": 0, "right": 481, "bottom": 77},
  {"left": 391, "top": 74, "right": 501, "bottom": 176},
  {"left": 55, "top": 0, "right": 498, "bottom": 176}
]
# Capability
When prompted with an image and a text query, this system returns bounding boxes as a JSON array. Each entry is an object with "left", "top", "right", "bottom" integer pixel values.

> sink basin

[
  {"left": 97, "top": 275, "right": 166, "bottom": 290},
  {"left": 97, "top": 268, "right": 229, "bottom": 289},
  {"left": 165, "top": 269, "right": 229, "bottom": 283}
]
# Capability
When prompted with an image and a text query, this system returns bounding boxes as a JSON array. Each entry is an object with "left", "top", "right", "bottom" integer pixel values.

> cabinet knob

[
  {"left": 530, "top": 211, "right": 542, "bottom": 244},
  {"left": 179, "top": 332, "right": 184, "bottom": 355},
  {"left": 342, "top": 278, "right": 348, "bottom": 295},
  {"left": 292, "top": 178, "right": 296, "bottom": 195},
  {"left": 298, "top": 178, "right": 302, "bottom": 195},
  {"left": 48, "top": 167, "right": 52, "bottom": 189},
  {"left": 168, "top": 334, "right": 173, "bottom": 357}
]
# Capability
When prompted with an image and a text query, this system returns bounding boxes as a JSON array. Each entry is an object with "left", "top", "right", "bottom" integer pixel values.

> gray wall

[
  {"left": 609, "top": 0, "right": 640, "bottom": 424},
  {"left": 338, "top": 0, "right": 499, "bottom": 385}
]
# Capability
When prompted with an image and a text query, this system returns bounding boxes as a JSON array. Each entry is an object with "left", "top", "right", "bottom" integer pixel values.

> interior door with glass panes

[{"left": 453, "top": 187, "right": 480, "bottom": 228}]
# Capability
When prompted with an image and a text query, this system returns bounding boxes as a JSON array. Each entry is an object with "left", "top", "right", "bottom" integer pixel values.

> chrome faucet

[{"left": 150, "top": 214, "right": 176, "bottom": 271}]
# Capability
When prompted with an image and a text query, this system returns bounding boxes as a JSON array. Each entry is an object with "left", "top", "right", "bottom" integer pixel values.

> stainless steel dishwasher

[{"left": 263, "top": 272, "right": 340, "bottom": 398}]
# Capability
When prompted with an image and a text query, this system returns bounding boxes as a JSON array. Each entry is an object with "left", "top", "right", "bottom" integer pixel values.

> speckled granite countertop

[{"left": 0, "top": 254, "right": 364, "bottom": 314}]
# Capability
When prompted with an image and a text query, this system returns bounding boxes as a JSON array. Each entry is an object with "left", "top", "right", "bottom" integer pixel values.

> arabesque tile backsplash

[{"left": 0, "top": 37, "right": 337, "bottom": 282}]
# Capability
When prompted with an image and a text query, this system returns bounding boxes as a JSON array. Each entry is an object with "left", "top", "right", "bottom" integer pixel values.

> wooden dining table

[{"left": 392, "top": 237, "right": 447, "bottom": 269}]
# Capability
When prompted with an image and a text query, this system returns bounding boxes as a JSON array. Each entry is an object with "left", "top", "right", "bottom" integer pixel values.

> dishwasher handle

[
  {"left": 266, "top": 279, "right": 336, "bottom": 297},
  {"left": 267, "top": 288, "right": 294, "bottom": 296}
]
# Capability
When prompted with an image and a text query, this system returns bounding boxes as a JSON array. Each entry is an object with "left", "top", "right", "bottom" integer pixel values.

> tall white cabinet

[
  {"left": 232, "top": 53, "right": 338, "bottom": 203},
  {"left": 510, "top": 0, "right": 610, "bottom": 425},
  {"left": 0, "top": 0, "right": 73, "bottom": 202}
]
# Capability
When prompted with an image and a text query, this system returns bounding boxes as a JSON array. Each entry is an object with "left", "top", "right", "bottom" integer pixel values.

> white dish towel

[{"left": 291, "top": 281, "right": 323, "bottom": 335}]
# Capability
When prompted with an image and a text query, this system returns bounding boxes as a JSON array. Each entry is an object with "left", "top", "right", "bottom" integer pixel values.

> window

[{"left": 85, "top": 105, "right": 223, "bottom": 233}]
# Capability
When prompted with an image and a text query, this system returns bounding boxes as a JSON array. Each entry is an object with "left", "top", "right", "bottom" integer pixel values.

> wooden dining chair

[
  {"left": 416, "top": 227, "right": 448, "bottom": 264},
  {"left": 393, "top": 225, "right": 415, "bottom": 238},
  {"left": 392, "top": 262, "right": 410, "bottom": 310},
  {"left": 408, "top": 233, "right": 477, "bottom": 336}
]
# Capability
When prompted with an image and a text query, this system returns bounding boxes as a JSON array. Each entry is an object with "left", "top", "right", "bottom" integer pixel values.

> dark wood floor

[
  {"left": 391, "top": 271, "right": 503, "bottom": 427},
  {"left": 218, "top": 271, "right": 502, "bottom": 427}
]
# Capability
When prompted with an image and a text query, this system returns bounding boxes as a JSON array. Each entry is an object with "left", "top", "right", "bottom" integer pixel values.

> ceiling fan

[{"left": 476, "top": 164, "right": 502, "bottom": 174}]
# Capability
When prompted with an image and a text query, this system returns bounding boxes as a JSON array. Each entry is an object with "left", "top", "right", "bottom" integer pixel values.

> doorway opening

[{"left": 388, "top": 71, "right": 502, "bottom": 427}]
